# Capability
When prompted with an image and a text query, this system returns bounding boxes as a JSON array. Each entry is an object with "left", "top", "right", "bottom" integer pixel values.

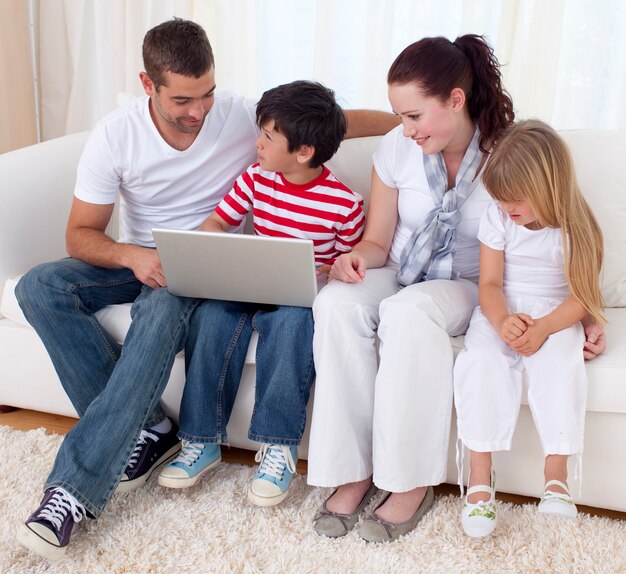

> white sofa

[{"left": 1, "top": 130, "right": 625, "bottom": 512}]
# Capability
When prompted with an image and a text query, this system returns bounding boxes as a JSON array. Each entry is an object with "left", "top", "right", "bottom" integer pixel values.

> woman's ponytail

[{"left": 454, "top": 35, "right": 514, "bottom": 149}]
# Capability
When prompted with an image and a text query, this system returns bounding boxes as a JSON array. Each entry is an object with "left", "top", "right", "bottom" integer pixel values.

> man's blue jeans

[
  {"left": 15, "top": 258, "right": 200, "bottom": 517},
  {"left": 179, "top": 299, "right": 315, "bottom": 446}
]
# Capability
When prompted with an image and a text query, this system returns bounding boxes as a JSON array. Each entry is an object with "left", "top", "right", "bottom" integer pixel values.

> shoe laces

[
  {"left": 126, "top": 429, "right": 158, "bottom": 470},
  {"left": 255, "top": 444, "right": 296, "bottom": 480},
  {"left": 174, "top": 440, "right": 205, "bottom": 466},
  {"left": 38, "top": 488, "right": 86, "bottom": 529}
]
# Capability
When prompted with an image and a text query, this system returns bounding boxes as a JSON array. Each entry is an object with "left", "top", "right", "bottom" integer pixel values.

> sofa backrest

[
  {"left": 326, "top": 136, "right": 380, "bottom": 212},
  {"left": 560, "top": 129, "right": 626, "bottom": 308}
]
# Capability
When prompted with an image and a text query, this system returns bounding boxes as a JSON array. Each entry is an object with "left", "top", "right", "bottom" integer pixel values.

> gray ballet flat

[
  {"left": 357, "top": 486, "right": 435, "bottom": 543},
  {"left": 313, "top": 482, "right": 378, "bottom": 538}
]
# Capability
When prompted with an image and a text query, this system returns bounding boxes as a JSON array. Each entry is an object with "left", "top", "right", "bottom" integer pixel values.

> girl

[{"left": 453, "top": 119, "right": 605, "bottom": 538}]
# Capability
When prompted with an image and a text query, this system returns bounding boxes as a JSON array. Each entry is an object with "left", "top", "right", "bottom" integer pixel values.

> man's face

[{"left": 141, "top": 68, "right": 216, "bottom": 135}]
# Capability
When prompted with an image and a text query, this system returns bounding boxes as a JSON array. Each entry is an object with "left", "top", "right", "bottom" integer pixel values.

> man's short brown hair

[{"left": 142, "top": 18, "right": 214, "bottom": 90}]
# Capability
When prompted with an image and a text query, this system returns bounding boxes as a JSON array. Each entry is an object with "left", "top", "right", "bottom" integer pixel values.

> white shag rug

[{"left": 1, "top": 426, "right": 624, "bottom": 574}]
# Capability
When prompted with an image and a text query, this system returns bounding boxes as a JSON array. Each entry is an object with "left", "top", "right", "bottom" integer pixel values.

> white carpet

[{"left": 0, "top": 426, "right": 624, "bottom": 574}]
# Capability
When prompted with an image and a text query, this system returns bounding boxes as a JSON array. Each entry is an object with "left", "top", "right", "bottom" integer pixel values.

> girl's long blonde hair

[{"left": 482, "top": 119, "right": 605, "bottom": 323}]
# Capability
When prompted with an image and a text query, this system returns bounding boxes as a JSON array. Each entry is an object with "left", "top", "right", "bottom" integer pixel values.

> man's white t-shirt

[
  {"left": 478, "top": 201, "right": 569, "bottom": 300},
  {"left": 75, "top": 93, "right": 258, "bottom": 247},
  {"left": 373, "top": 124, "right": 491, "bottom": 283}
]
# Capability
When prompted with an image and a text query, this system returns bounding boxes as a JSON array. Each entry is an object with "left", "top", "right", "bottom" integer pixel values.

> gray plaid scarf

[{"left": 396, "top": 126, "right": 484, "bottom": 286}]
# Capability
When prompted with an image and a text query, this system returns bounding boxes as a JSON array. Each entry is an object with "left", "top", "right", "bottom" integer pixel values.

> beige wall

[{"left": 0, "top": 0, "right": 37, "bottom": 154}]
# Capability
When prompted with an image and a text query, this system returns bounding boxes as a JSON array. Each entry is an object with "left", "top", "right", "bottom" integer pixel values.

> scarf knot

[{"left": 396, "top": 126, "right": 484, "bottom": 285}]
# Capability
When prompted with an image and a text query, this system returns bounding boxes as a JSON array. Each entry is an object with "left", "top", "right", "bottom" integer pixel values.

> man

[{"left": 15, "top": 19, "right": 399, "bottom": 560}]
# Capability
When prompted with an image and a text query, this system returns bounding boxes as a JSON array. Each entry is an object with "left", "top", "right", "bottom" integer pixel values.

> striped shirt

[{"left": 215, "top": 164, "right": 365, "bottom": 265}]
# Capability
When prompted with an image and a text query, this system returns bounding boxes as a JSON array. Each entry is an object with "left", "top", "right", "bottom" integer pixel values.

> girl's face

[
  {"left": 387, "top": 82, "right": 464, "bottom": 155},
  {"left": 498, "top": 199, "right": 542, "bottom": 230}
]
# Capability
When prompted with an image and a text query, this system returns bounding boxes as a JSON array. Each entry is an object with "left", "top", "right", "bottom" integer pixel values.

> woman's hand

[
  {"left": 582, "top": 321, "right": 606, "bottom": 360},
  {"left": 329, "top": 253, "right": 367, "bottom": 283}
]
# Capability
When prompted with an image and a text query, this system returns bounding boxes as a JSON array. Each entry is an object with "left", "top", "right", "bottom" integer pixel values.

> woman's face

[{"left": 388, "top": 83, "right": 464, "bottom": 155}]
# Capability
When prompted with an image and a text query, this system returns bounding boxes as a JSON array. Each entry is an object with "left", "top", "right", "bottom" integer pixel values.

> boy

[{"left": 158, "top": 80, "right": 365, "bottom": 506}]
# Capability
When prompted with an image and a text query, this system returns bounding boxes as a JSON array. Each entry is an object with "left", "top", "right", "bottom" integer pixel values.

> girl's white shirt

[{"left": 479, "top": 201, "right": 570, "bottom": 300}]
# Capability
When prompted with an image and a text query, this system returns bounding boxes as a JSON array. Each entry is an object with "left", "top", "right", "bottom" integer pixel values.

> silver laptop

[{"left": 152, "top": 228, "right": 318, "bottom": 307}]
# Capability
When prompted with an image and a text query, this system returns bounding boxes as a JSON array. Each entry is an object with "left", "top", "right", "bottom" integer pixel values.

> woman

[{"left": 308, "top": 35, "right": 605, "bottom": 543}]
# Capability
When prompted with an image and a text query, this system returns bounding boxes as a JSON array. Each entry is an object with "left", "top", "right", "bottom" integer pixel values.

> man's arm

[
  {"left": 66, "top": 197, "right": 165, "bottom": 288},
  {"left": 343, "top": 109, "right": 400, "bottom": 139}
]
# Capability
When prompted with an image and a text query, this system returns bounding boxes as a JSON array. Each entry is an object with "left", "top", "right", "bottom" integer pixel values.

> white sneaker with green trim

[
  {"left": 537, "top": 480, "right": 577, "bottom": 518},
  {"left": 461, "top": 470, "right": 497, "bottom": 538}
]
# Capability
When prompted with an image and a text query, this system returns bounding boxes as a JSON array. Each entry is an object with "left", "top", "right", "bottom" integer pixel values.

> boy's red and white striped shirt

[{"left": 215, "top": 163, "right": 365, "bottom": 265}]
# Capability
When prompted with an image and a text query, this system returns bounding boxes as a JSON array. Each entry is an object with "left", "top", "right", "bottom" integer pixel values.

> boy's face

[{"left": 256, "top": 121, "right": 300, "bottom": 173}]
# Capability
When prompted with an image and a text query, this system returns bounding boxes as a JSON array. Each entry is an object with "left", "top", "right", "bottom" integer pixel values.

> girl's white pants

[
  {"left": 307, "top": 266, "right": 478, "bottom": 492},
  {"left": 453, "top": 300, "right": 587, "bottom": 456}
]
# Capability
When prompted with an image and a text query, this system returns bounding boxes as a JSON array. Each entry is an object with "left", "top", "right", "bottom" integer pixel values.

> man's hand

[
  {"left": 510, "top": 318, "right": 550, "bottom": 356},
  {"left": 329, "top": 253, "right": 367, "bottom": 283},
  {"left": 583, "top": 321, "right": 606, "bottom": 360},
  {"left": 498, "top": 313, "right": 533, "bottom": 344},
  {"left": 126, "top": 246, "right": 166, "bottom": 289}
]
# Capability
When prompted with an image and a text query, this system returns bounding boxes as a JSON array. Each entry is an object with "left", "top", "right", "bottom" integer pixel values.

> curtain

[
  {"left": 35, "top": 0, "right": 626, "bottom": 140},
  {"left": 38, "top": 0, "right": 194, "bottom": 140}
]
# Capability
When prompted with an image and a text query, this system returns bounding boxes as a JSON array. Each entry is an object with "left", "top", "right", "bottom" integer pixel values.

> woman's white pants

[
  {"left": 307, "top": 267, "right": 477, "bottom": 492},
  {"left": 453, "top": 302, "right": 587, "bottom": 456}
]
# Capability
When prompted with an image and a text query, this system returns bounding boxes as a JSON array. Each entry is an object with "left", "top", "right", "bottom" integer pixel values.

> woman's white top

[
  {"left": 373, "top": 125, "right": 491, "bottom": 283},
  {"left": 478, "top": 201, "right": 569, "bottom": 300}
]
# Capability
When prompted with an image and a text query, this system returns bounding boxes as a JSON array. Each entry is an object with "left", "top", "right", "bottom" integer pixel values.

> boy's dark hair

[
  {"left": 142, "top": 18, "right": 214, "bottom": 90},
  {"left": 256, "top": 81, "right": 346, "bottom": 168}
]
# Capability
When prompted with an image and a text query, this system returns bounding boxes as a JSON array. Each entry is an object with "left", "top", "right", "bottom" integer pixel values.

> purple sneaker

[
  {"left": 17, "top": 487, "right": 86, "bottom": 560},
  {"left": 116, "top": 422, "right": 181, "bottom": 493}
]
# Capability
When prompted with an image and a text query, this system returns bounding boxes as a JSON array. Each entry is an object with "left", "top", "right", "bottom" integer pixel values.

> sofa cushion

[
  {"left": 1, "top": 276, "right": 259, "bottom": 363},
  {"left": 1, "top": 276, "right": 134, "bottom": 343},
  {"left": 4, "top": 276, "right": 625, "bottom": 413}
]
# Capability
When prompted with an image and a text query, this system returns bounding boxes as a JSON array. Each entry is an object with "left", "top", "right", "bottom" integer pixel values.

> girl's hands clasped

[
  {"left": 509, "top": 319, "right": 551, "bottom": 356},
  {"left": 498, "top": 313, "right": 533, "bottom": 344},
  {"left": 499, "top": 313, "right": 550, "bottom": 356}
]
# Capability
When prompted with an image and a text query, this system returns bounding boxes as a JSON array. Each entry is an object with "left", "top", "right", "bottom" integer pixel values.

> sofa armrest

[{"left": 0, "top": 132, "right": 89, "bottom": 297}]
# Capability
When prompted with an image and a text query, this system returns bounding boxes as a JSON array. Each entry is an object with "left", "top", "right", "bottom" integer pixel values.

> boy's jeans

[
  {"left": 15, "top": 258, "right": 201, "bottom": 517},
  {"left": 178, "top": 299, "right": 315, "bottom": 446}
]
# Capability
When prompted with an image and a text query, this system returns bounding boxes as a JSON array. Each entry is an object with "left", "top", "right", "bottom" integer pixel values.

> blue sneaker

[
  {"left": 158, "top": 440, "right": 221, "bottom": 488},
  {"left": 17, "top": 487, "right": 86, "bottom": 561},
  {"left": 248, "top": 444, "right": 298, "bottom": 507}
]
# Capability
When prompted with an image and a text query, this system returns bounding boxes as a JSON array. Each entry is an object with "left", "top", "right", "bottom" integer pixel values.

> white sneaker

[
  {"left": 538, "top": 480, "right": 577, "bottom": 518},
  {"left": 461, "top": 470, "right": 497, "bottom": 538}
]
